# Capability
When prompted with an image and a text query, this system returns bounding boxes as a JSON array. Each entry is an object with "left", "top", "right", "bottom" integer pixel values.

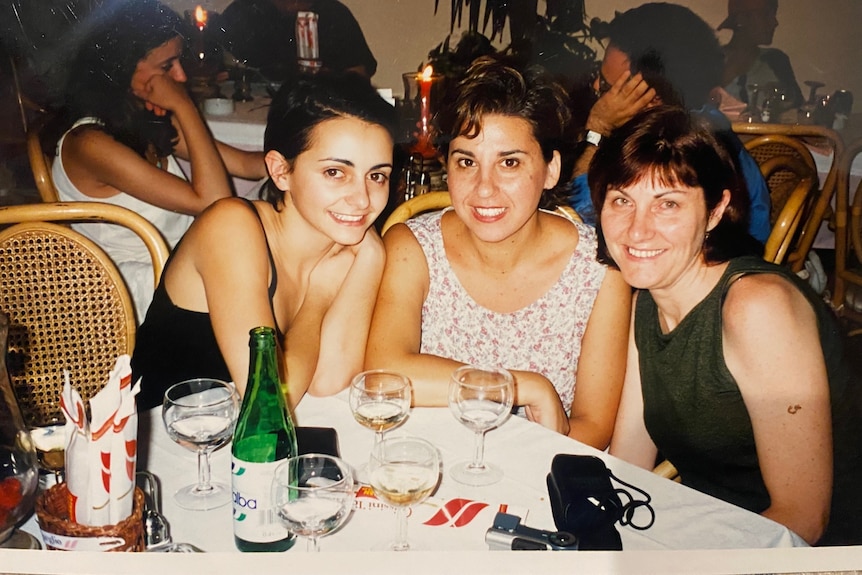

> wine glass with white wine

[
  {"left": 368, "top": 435, "right": 439, "bottom": 551},
  {"left": 447, "top": 365, "right": 514, "bottom": 486},
  {"left": 349, "top": 370, "right": 411, "bottom": 481},
  {"left": 162, "top": 378, "right": 239, "bottom": 511}
]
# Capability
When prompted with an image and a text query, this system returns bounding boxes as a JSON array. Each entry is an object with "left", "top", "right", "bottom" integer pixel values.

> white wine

[
  {"left": 353, "top": 400, "right": 406, "bottom": 432},
  {"left": 456, "top": 399, "right": 507, "bottom": 432},
  {"left": 167, "top": 414, "right": 234, "bottom": 451},
  {"left": 30, "top": 425, "right": 66, "bottom": 473},
  {"left": 370, "top": 463, "right": 437, "bottom": 507}
]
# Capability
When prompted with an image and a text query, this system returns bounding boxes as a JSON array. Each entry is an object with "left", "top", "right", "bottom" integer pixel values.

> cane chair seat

[
  {"left": 0, "top": 202, "right": 169, "bottom": 426},
  {"left": 733, "top": 122, "right": 843, "bottom": 274}
]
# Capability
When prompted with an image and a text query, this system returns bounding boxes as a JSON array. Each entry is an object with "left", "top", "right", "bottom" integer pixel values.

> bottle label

[{"left": 232, "top": 458, "right": 288, "bottom": 542}]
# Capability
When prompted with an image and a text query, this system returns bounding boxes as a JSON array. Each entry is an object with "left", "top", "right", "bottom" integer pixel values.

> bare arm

[
  {"left": 171, "top": 199, "right": 283, "bottom": 395},
  {"left": 365, "top": 224, "right": 568, "bottom": 433},
  {"left": 609, "top": 292, "right": 659, "bottom": 469},
  {"left": 723, "top": 274, "right": 832, "bottom": 545},
  {"left": 567, "top": 269, "right": 631, "bottom": 449},
  {"left": 307, "top": 229, "right": 386, "bottom": 397},
  {"left": 573, "top": 71, "right": 656, "bottom": 178},
  {"left": 63, "top": 74, "right": 233, "bottom": 214}
]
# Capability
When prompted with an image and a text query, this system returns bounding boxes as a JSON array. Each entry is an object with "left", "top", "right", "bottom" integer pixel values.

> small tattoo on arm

[{"left": 787, "top": 404, "right": 802, "bottom": 414}]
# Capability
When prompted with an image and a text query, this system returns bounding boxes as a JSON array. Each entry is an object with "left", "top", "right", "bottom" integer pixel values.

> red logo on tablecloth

[{"left": 423, "top": 498, "right": 489, "bottom": 527}]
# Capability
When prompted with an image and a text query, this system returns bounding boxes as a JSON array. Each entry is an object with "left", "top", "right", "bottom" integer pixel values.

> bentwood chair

[
  {"left": 761, "top": 155, "right": 818, "bottom": 265},
  {"left": 26, "top": 114, "right": 59, "bottom": 203},
  {"left": 832, "top": 138, "right": 862, "bottom": 330},
  {"left": 0, "top": 202, "right": 169, "bottom": 426},
  {"left": 732, "top": 122, "right": 844, "bottom": 274},
  {"left": 380, "top": 191, "right": 582, "bottom": 235}
]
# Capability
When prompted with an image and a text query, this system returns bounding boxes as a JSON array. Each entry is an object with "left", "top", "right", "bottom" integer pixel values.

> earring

[{"left": 704, "top": 230, "right": 711, "bottom": 240}]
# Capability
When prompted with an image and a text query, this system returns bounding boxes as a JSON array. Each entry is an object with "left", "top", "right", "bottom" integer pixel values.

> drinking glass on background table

[
  {"left": 348, "top": 370, "right": 412, "bottom": 480},
  {"left": 28, "top": 415, "right": 65, "bottom": 486},
  {"left": 162, "top": 378, "right": 239, "bottom": 511},
  {"left": 272, "top": 454, "right": 355, "bottom": 552},
  {"left": 368, "top": 435, "right": 439, "bottom": 551},
  {"left": 448, "top": 365, "right": 514, "bottom": 486}
]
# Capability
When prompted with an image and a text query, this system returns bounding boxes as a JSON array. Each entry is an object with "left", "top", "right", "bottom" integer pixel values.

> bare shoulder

[
  {"left": 723, "top": 272, "right": 815, "bottom": 338},
  {"left": 382, "top": 222, "right": 423, "bottom": 256},
  {"left": 185, "top": 198, "right": 268, "bottom": 252}
]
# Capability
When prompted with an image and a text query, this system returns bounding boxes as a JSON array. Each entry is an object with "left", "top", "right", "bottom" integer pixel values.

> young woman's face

[
  {"left": 600, "top": 176, "right": 727, "bottom": 293},
  {"left": 130, "top": 36, "right": 186, "bottom": 93},
  {"left": 446, "top": 114, "right": 560, "bottom": 244},
  {"left": 279, "top": 116, "right": 393, "bottom": 245}
]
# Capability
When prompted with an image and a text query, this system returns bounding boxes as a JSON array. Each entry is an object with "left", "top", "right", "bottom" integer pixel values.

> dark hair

[
  {"left": 55, "top": 0, "right": 186, "bottom": 158},
  {"left": 261, "top": 71, "right": 398, "bottom": 208},
  {"left": 589, "top": 106, "right": 761, "bottom": 267},
  {"left": 433, "top": 54, "right": 575, "bottom": 209},
  {"left": 605, "top": 3, "right": 723, "bottom": 109}
]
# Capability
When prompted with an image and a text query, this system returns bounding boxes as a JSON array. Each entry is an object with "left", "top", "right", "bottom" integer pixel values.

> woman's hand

[
  {"left": 515, "top": 371, "right": 570, "bottom": 435},
  {"left": 132, "top": 73, "right": 194, "bottom": 117}
]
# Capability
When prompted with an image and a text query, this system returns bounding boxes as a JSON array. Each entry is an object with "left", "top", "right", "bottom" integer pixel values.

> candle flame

[
  {"left": 421, "top": 65, "right": 434, "bottom": 82},
  {"left": 194, "top": 5, "right": 207, "bottom": 28}
]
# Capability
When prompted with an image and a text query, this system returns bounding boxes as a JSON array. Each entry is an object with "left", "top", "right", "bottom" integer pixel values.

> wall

[{"left": 167, "top": 0, "right": 861, "bottom": 112}]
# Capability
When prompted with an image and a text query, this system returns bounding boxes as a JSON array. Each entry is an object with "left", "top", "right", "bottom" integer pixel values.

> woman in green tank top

[{"left": 588, "top": 105, "right": 861, "bottom": 546}]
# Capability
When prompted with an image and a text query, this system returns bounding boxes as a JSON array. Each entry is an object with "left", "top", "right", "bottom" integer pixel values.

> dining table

[{"left": 9, "top": 389, "right": 862, "bottom": 574}]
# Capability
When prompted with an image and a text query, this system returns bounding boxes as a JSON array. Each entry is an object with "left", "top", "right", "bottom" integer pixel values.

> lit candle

[
  {"left": 194, "top": 5, "right": 208, "bottom": 31},
  {"left": 418, "top": 65, "right": 434, "bottom": 154}
]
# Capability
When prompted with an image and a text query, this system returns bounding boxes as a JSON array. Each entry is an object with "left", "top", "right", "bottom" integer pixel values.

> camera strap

[{"left": 546, "top": 454, "right": 656, "bottom": 550}]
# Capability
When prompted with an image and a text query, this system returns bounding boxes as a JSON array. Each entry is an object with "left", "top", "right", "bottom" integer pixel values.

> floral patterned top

[{"left": 407, "top": 209, "right": 606, "bottom": 413}]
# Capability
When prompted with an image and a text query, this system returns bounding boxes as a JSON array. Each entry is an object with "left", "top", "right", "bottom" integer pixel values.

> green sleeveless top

[{"left": 635, "top": 256, "right": 861, "bottom": 545}]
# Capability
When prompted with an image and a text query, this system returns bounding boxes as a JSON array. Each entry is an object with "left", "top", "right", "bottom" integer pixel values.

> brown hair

[{"left": 589, "top": 106, "right": 762, "bottom": 267}]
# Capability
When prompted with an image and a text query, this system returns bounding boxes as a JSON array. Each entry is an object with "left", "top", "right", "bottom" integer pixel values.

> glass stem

[
  {"left": 470, "top": 429, "right": 486, "bottom": 470},
  {"left": 308, "top": 535, "right": 320, "bottom": 552},
  {"left": 373, "top": 430, "right": 384, "bottom": 450},
  {"left": 393, "top": 507, "right": 409, "bottom": 551},
  {"left": 196, "top": 450, "right": 213, "bottom": 493}
]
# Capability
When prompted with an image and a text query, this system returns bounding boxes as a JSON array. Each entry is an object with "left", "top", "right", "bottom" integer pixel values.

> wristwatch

[{"left": 584, "top": 130, "right": 603, "bottom": 147}]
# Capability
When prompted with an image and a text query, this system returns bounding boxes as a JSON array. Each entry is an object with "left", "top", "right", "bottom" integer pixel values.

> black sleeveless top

[{"left": 131, "top": 199, "right": 281, "bottom": 410}]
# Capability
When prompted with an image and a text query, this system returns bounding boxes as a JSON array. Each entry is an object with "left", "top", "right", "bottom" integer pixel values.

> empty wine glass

[
  {"left": 163, "top": 378, "right": 239, "bottom": 511},
  {"left": 272, "top": 454, "right": 355, "bottom": 552},
  {"left": 368, "top": 435, "right": 439, "bottom": 551},
  {"left": 349, "top": 370, "right": 411, "bottom": 481},
  {"left": 447, "top": 365, "right": 514, "bottom": 486}
]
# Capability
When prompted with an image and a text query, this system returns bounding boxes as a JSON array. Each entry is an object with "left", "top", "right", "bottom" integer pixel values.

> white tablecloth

[
  {"left": 21, "top": 391, "right": 800, "bottom": 554},
  {"left": 15, "top": 392, "right": 862, "bottom": 574}
]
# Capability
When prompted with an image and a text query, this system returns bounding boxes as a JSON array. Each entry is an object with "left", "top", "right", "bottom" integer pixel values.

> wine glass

[
  {"left": 348, "top": 370, "right": 412, "bottom": 481},
  {"left": 368, "top": 435, "right": 439, "bottom": 551},
  {"left": 272, "top": 454, "right": 355, "bottom": 552},
  {"left": 447, "top": 365, "right": 514, "bottom": 486},
  {"left": 27, "top": 415, "right": 65, "bottom": 488},
  {"left": 162, "top": 378, "right": 239, "bottom": 511}
]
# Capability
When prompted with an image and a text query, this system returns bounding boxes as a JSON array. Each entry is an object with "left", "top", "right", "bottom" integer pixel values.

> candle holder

[
  {"left": 183, "top": 7, "right": 223, "bottom": 103},
  {"left": 401, "top": 68, "right": 445, "bottom": 158}
]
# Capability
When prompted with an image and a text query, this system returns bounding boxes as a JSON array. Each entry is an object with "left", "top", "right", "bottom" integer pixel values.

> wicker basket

[{"left": 36, "top": 483, "right": 144, "bottom": 552}]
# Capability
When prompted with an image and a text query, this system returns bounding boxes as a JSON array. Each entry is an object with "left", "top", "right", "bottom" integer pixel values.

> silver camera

[{"left": 485, "top": 512, "right": 578, "bottom": 551}]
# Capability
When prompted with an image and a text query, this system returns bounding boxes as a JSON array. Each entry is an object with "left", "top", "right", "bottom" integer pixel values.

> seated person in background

[
  {"left": 365, "top": 55, "right": 631, "bottom": 448},
  {"left": 719, "top": 0, "right": 803, "bottom": 110},
  {"left": 219, "top": 0, "right": 377, "bottom": 83},
  {"left": 131, "top": 72, "right": 394, "bottom": 410},
  {"left": 49, "top": 0, "right": 266, "bottom": 321},
  {"left": 599, "top": 106, "right": 862, "bottom": 546},
  {"left": 568, "top": 2, "right": 771, "bottom": 245}
]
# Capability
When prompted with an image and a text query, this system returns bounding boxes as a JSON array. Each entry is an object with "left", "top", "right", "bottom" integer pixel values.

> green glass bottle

[{"left": 232, "top": 326, "right": 297, "bottom": 552}]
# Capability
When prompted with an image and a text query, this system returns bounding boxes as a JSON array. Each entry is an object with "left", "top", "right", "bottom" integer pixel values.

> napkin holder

[{"left": 36, "top": 483, "right": 144, "bottom": 552}]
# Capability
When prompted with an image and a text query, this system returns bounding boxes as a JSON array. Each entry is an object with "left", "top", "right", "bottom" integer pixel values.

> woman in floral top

[{"left": 365, "top": 55, "right": 630, "bottom": 448}]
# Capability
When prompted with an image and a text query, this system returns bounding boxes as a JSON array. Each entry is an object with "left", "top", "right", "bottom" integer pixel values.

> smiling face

[
  {"left": 446, "top": 114, "right": 560, "bottom": 244},
  {"left": 600, "top": 175, "right": 729, "bottom": 293},
  {"left": 272, "top": 116, "right": 393, "bottom": 245},
  {"left": 130, "top": 36, "right": 186, "bottom": 95}
]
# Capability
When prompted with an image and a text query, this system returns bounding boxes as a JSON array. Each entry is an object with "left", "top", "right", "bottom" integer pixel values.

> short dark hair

[
  {"left": 261, "top": 71, "right": 398, "bottom": 208},
  {"left": 589, "top": 106, "right": 761, "bottom": 267},
  {"left": 433, "top": 54, "right": 575, "bottom": 209},
  {"left": 606, "top": 3, "right": 723, "bottom": 109}
]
